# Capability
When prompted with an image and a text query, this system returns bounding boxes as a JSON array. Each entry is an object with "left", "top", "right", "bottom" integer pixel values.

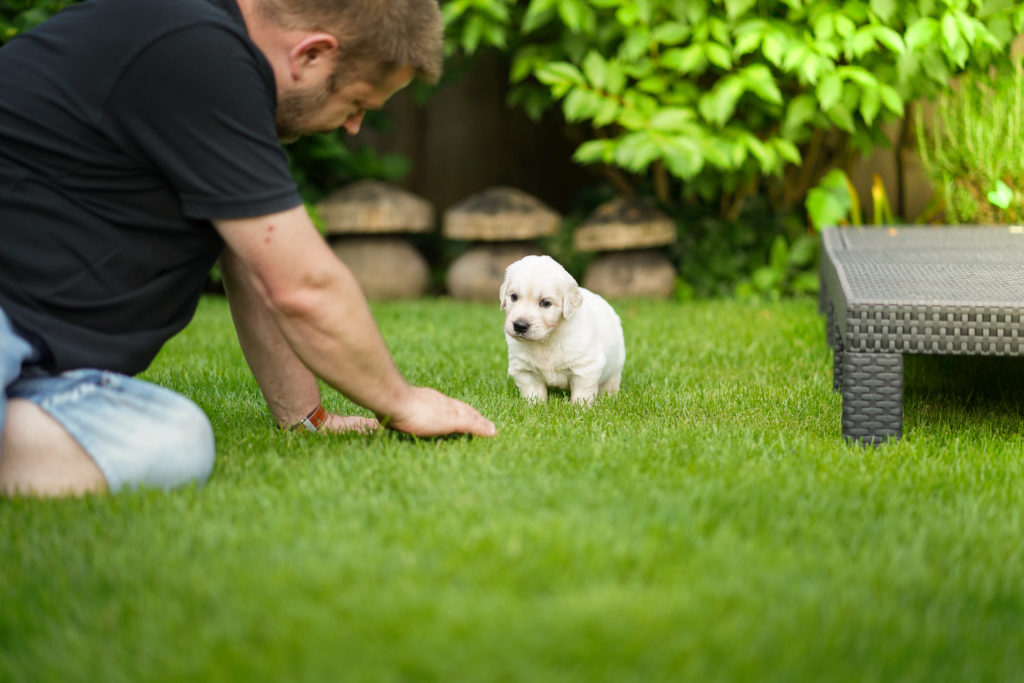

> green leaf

[
  {"left": 582, "top": 51, "right": 607, "bottom": 89},
  {"left": 905, "top": 17, "right": 938, "bottom": 51},
  {"left": 662, "top": 46, "right": 708, "bottom": 74},
  {"left": 762, "top": 33, "right": 786, "bottom": 66},
  {"left": 788, "top": 235, "right": 818, "bottom": 268},
  {"left": 724, "top": 0, "right": 757, "bottom": 20},
  {"left": 817, "top": 72, "right": 842, "bottom": 111},
  {"left": 734, "top": 30, "right": 763, "bottom": 57},
  {"left": 658, "top": 135, "right": 705, "bottom": 179},
  {"left": 652, "top": 21, "right": 690, "bottom": 44},
  {"left": 461, "top": 15, "right": 484, "bottom": 53},
  {"left": 941, "top": 12, "right": 962, "bottom": 54},
  {"left": 649, "top": 107, "right": 697, "bottom": 132},
  {"left": 782, "top": 94, "right": 818, "bottom": 137},
  {"left": 870, "top": 0, "right": 897, "bottom": 23},
  {"left": 838, "top": 66, "right": 877, "bottom": 89},
  {"left": 813, "top": 14, "right": 834, "bottom": 41},
  {"left": 987, "top": 179, "right": 1014, "bottom": 209},
  {"left": 872, "top": 26, "right": 904, "bottom": 54},
  {"left": 742, "top": 65, "right": 783, "bottom": 104},
  {"left": 705, "top": 42, "right": 734, "bottom": 70},
  {"left": 535, "top": 62, "right": 585, "bottom": 88},
  {"left": 826, "top": 104, "right": 856, "bottom": 133},
  {"left": 877, "top": 84, "right": 904, "bottom": 116},
  {"left": 557, "top": 0, "right": 585, "bottom": 33},
  {"left": 614, "top": 132, "right": 660, "bottom": 171},
  {"left": 573, "top": 139, "right": 615, "bottom": 164},
  {"left": 859, "top": 87, "right": 881, "bottom": 125},
  {"left": 593, "top": 99, "right": 620, "bottom": 127},
  {"left": 563, "top": 88, "right": 604, "bottom": 121},
  {"left": 604, "top": 61, "right": 628, "bottom": 96},
  {"left": 769, "top": 235, "right": 788, "bottom": 271},
  {"left": 834, "top": 14, "right": 856, "bottom": 39},
  {"left": 522, "top": 0, "right": 557, "bottom": 33},
  {"left": 752, "top": 265, "right": 783, "bottom": 293},
  {"left": 846, "top": 28, "right": 878, "bottom": 59},
  {"left": 699, "top": 78, "right": 745, "bottom": 127},
  {"left": 806, "top": 168, "right": 854, "bottom": 230},
  {"left": 772, "top": 137, "right": 803, "bottom": 166}
]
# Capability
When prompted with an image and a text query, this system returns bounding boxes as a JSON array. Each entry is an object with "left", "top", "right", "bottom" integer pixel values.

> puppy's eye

[
  {"left": 509, "top": 293, "right": 518, "bottom": 302},
  {"left": 539, "top": 299, "right": 553, "bottom": 308}
]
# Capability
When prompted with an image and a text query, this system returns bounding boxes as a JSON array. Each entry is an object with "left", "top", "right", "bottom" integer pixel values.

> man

[{"left": 0, "top": 0, "right": 497, "bottom": 498}]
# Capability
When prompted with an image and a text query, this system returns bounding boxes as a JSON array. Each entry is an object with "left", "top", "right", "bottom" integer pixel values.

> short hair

[{"left": 256, "top": 0, "right": 444, "bottom": 84}]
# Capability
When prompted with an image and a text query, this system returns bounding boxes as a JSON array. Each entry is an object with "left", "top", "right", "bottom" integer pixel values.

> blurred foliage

[
  {"left": 443, "top": 0, "right": 1022, "bottom": 213},
  {"left": 442, "top": 0, "right": 1023, "bottom": 299},
  {"left": 916, "top": 56, "right": 1024, "bottom": 224}
]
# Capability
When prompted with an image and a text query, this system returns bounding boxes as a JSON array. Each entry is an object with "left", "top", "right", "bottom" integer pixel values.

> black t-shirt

[{"left": 0, "top": 0, "right": 303, "bottom": 374}]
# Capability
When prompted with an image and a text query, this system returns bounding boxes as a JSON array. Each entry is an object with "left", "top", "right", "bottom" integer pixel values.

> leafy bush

[
  {"left": 441, "top": 0, "right": 1022, "bottom": 299},
  {"left": 443, "top": 0, "right": 1022, "bottom": 216},
  {"left": 916, "top": 57, "right": 1024, "bottom": 224}
]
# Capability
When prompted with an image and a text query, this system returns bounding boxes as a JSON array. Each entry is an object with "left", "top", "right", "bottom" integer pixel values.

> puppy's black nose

[{"left": 513, "top": 320, "right": 529, "bottom": 335}]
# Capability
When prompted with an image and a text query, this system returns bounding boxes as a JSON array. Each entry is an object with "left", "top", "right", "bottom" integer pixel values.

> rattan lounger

[{"left": 819, "top": 225, "right": 1024, "bottom": 444}]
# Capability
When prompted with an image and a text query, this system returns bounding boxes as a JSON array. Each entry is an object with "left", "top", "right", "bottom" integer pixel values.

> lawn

[{"left": 2, "top": 295, "right": 1024, "bottom": 682}]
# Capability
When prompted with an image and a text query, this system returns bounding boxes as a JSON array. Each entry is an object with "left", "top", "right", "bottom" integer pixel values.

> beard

[{"left": 275, "top": 79, "right": 334, "bottom": 143}]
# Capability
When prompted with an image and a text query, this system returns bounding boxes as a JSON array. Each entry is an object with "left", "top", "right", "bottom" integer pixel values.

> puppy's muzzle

[{"left": 512, "top": 319, "right": 530, "bottom": 335}]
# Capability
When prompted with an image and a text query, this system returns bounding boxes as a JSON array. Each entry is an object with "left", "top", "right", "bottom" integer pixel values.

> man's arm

[
  {"left": 220, "top": 248, "right": 378, "bottom": 433},
  {"left": 212, "top": 205, "right": 496, "bottom": 438}
]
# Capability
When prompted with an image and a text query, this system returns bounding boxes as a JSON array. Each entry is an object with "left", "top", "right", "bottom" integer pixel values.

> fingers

[
  {"left": 449, "top": 396, "right": 497, "bottom": 437},
  {"left": 386, "top": 387, "right": 496, "bottom": 438},
  {"left": 320, "top": 414, "right": 380, "bottom": 434}
]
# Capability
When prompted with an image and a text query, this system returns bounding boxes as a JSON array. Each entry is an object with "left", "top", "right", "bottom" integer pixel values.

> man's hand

[
  {"left": 382, "top": 387, "right": 497, "bottom": 438},
  {"left": 321, "top": 414, "right": 381, "bottom": 434}
]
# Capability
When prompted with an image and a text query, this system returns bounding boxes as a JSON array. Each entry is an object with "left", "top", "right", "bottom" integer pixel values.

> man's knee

[
  {"left": 2, "top": 382, "right": 217, "bottom": 495},
  {"left": 0, "top": 399, "right": 107, "bottom": 497},
  {"left": 130, "top": 394, "right": 215, "bottom": 491}
]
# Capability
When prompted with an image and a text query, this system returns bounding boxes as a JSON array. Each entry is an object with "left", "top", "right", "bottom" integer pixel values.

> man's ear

[
  {"left": 562, "top": 282, "right": 583, "bottom": 320},
  {"left": 289, "top": 33, "right": 339, "bottom": 81}
]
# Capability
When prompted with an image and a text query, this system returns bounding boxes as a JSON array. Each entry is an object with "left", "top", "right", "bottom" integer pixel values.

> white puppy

[{"left": 500, "top": 255, "right": 626, "bottom": 405}]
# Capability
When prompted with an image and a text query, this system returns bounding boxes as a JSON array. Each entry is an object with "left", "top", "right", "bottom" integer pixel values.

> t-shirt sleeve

[{"left": 102, "top": 24, "right": 302, "bottom": 220}]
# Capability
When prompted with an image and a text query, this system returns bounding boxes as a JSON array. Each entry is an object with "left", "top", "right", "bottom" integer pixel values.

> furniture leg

[{"left": 841, "top": 351, "right": 903, "bottom": 445}]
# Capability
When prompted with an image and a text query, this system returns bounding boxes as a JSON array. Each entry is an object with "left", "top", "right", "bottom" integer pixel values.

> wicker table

[{"left": 819, "top": 225, "right": 1024, "bottom": 444}]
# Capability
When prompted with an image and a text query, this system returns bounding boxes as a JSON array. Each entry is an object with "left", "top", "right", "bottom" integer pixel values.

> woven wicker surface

[
  {"left": 822, "top": 226, "right": 1024, "bottom": 355},
  {"left": 820, "top": 225, "right": 1024, "bottom": 443},
  {"left": 825, "top": 226, "right": 1024, "bottom": 306}
]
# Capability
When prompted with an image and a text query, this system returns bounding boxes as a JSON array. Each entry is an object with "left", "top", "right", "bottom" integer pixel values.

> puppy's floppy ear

[
  {"left": 499, "top": 269, "right": 511, "bottom": 311},
  {"left": 562, "top": 280, "right": 584, "bottom": 320}
]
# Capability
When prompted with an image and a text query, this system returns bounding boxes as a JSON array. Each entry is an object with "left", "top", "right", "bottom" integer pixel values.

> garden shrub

[
  {"left": 916, "top": 57, "right": 1024, "bottom": 224},
  {"left": 442, "top": 0, "right": 1023, "bottom": 297},
  {"left": 444, "top": 0, "right": 1022, "bottom": 213}
]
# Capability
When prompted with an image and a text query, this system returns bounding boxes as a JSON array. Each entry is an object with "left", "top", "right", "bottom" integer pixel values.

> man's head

[{"left": 250, "top": 0, "right": 443, "bottom": 141}]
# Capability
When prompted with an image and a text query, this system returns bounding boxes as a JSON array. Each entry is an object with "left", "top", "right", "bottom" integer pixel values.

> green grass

[{"left": 3, "top": 295, "right": 1024, "bottom": 682}]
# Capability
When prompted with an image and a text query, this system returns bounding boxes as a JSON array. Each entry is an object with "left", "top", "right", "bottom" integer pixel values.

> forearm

[
  {"left": 262, "top": 256, "right": 412, "bottom": 419},
  {"left": 213, "top": 207, "right": 494, "bottom": 438},
  {"left": 220, "top": 250, "right": 322, "bottom": 426}
]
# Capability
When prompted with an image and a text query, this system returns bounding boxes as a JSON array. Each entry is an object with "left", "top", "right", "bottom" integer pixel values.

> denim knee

[
  {"left": 10, "top": 369, "right": 217, "bottom": 493},
  {"left": 146, "top": 394, "right": 216, "bottom": 492}
]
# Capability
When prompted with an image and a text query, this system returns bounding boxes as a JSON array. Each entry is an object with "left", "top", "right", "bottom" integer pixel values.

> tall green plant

[
  {"left": 916, "top": 58, "right": 1024, "bottom": 224},
  {"left": 443, "top": 0, "right": 1023, "bottom": 217}
]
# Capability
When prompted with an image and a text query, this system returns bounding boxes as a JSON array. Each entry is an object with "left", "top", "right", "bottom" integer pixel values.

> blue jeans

[{"left": 1, "top": 307, "right": 214, "bottom": 492}]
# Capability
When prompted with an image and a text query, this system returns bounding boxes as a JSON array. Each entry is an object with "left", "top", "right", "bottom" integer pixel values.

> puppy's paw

[
  {"left": 570, "top": 392, "right": 597, "bottom": 406},
  {"left": 521, "top": 389, "right": 548, "bottom": 403}
]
